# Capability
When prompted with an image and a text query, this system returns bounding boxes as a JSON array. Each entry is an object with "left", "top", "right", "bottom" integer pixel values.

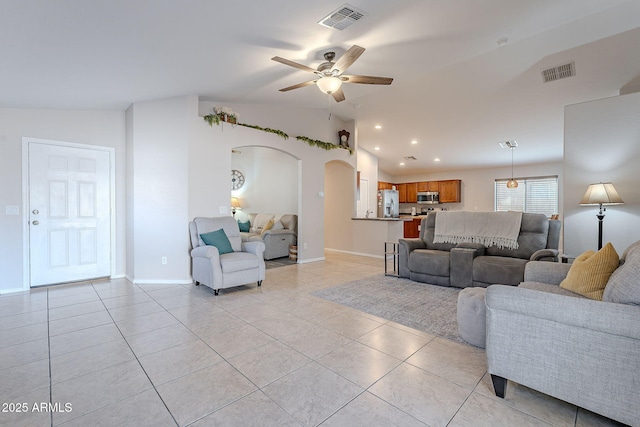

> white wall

[
  {"left": 231, "top": 146, "right": 298, "bottom": 218},
  {"left": 324, "top": 160, "right": 356, "bottom": 252},
  {"left": 126, "top": 96, "right": 193, "bottom": 283},
  {"left": 564, "top": 92, "right": 640, "bottom": 257},
  {"left": 0, "top": 108, "right": 126, "bottom": 294},
  {"left": 356, "top": 148, "right": 379, "bottom": 217}
]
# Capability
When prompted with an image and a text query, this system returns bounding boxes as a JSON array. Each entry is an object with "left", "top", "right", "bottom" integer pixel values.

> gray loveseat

[
  {"left": 399, "top": 211, "right": 560, "bottom": 288},
  {"left": 239, "top": 213, "right": 297, "bottom": 260},
  {"left": 486, "top": 240, "right": 640, "bottom": 426}
]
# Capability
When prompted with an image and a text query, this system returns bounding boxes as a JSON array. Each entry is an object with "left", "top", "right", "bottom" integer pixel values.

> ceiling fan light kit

[
  {"left": 316, "top": 76, "right": 343, "bottom": 94},
  {"left": 272, "top": 44, "right": 393, "bottom": 102}
]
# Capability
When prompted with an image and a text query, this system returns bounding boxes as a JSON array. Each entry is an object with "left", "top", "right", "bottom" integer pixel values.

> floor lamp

[{"left": 579, "top": 182, "right": 624, "bottom": 250}]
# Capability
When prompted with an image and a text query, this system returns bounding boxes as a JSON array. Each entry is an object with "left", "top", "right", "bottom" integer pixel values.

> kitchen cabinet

[
  {"left": 378, "top": 181, "right": 393, "bottom": 190},
  {"left": 397, "top": 183, "right": 407, "bottom": 202},
  {"left": 417, "top": 181, "right": 440, "bottom": 192},
  {"left": 406, "top": 182, "right": 418, "bottom": 203},
  {"left": 404, "top": 218, "right": 422, "bottom": 238},
  {"left": 439, "top": 179, "right": 461, "bottom": 203}
]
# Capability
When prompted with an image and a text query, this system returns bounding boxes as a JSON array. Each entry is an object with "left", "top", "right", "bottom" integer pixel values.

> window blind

[{"left": 495, "top": 176, "right": 558, "bottom": 217}]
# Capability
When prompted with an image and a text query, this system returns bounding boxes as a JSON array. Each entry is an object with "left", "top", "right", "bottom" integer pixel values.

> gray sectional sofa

[
  {"left": 239, "top": 213, "right": 297, "bottom": 260},
  {"left": 398, "top": 211, "right": 561, "bottom": 288},
  {"left": 486, "top": 240, "right": 640, "bottom": 426}
]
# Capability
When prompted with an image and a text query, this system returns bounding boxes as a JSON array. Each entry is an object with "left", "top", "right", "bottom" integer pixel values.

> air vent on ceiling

[
  {"left": 403, "top": 156, "right": 417, "bottom": 161},
  {"left": 318, "top": 4, "right": 367, "bottom": 30},
  {"left": 541, "top": 61, "right": 575, "bottom": 83}
]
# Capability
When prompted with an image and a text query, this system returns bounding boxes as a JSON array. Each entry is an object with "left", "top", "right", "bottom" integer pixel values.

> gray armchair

[{"left": 189, "top": 216, "right": 265, "bottom": 295}]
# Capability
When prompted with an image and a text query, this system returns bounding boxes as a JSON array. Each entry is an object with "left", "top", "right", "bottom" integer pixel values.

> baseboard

[
  {"left": 0, "top": 286, "right": 29, "bottom": 295},
  {"left": 324, "top": 248, "right": 384, "bottom": 259},
  {"left": 125, "top": 274, "right": 193, "bottom": 285},
  {"left": 297, "top": 256, "right": 325, "bottom": 264}
]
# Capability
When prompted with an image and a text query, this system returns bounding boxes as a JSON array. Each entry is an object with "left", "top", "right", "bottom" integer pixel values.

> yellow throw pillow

[
  {"left": 261, "top": 219, "right": 274, "bottom": 236},
  {"left": 559, "top": 242, "right": 620, "bottom": 300}
]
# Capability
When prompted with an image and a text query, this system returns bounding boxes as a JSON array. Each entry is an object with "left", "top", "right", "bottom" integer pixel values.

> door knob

[
  {"left": 32, "top": 209, "right": 39, "bottom": 215},
  {"left": 32, "top": 220, "right": 40, "bottom": 225}
]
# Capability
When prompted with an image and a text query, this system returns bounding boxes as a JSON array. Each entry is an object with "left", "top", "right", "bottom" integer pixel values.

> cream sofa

[{"left": 239, "top": 213, "right": 297, "bottom": 260}]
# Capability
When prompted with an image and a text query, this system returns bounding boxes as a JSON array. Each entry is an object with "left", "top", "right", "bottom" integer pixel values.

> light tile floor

[{"left": 0, "top": 252, "right": 625, "bottom": 426}]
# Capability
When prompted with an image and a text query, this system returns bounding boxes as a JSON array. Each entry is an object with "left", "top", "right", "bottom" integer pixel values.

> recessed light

[
  {"left": 374, "top": 125, "right": 382, "bottom": 129},
  {"left": 434, "top": 158, "right": 441, "bottom": 162},
  {"left": 374, "top": 146, "right": 380, "bottom": 151},
  {"left": 399, "top": 162, "right": 405, "bottom": 166},
  {"left": 411, "top": 140, "right": 418, "bottom": 145}
]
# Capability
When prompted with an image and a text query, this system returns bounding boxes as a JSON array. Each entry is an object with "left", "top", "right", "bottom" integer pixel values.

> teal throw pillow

[
  {"left": 200, "top": 229, "right": 234, "bottom": 254},
  {"left": 238, "top": 220, "right": 251, "bottom": 233}
]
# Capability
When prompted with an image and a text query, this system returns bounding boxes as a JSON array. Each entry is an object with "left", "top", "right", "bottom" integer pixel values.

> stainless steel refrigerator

[{"left": 377, "top": 189, "right": 399, "bottom": 218}]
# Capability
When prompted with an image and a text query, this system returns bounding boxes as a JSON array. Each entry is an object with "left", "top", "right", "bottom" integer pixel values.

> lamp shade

[
  {"left": 316, "top": 76, "right": 342, "bottom": 94},
  {"left": 231, "top": 197, "right": 241, "bottom": 209},
  {"left": 580, "top": 182, "right": 624, "bottom": 205}
]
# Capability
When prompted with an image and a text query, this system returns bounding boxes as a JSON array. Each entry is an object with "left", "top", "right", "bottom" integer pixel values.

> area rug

[{"left": 312, "top": 275, "right": 464, "bottom": 344}]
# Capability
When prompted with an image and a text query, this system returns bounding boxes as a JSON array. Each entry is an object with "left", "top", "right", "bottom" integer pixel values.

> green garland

[
  {"left": 203, "top": 114, "right": 352, "bottom": 155},
  {"left": 296, "top": 136, "right": 354, "bottom": 154},
  {"left": 237, "top": 123, "right": 289, "bottom": 140}
]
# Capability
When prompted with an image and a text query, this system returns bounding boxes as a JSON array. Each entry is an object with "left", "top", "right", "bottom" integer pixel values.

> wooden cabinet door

[
  {"left": 406, "top": 182, "right": 418, "bottom": 203},
  {"left": 439, "top": 180, "right": 461, "bottom": 203},
  {"left": 404, "top": 219, "right": 421, "bottom": 238},
  {"left": 378, "top": 181, "right": 392, "bottom": 190},
  {"left": 417, "top": 181, "right": 429, "bottom": 192},
  {"left": 428, "top": 181, "right": 439, "bottom": 191},
  {"left": 397, "top": 183, "right": 407, "bottom": 203}
]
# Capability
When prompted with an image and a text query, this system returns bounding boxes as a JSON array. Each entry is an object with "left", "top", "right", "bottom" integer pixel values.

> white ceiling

[{"left": 2, "top": 0, "right": 640, "bottom": 175}]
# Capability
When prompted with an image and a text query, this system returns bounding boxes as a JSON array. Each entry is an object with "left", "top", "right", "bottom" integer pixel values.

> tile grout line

[
  {"left": 47, "top": 287, "right": 53, "bottom": 427},
  {"left": 93, "top": 280, "right": 181, "bottom": 427}
]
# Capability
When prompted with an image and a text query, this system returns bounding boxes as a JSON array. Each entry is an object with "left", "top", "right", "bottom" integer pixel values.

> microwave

[{"left": 417, "top": 191, "right": 439, "bottom": 204}]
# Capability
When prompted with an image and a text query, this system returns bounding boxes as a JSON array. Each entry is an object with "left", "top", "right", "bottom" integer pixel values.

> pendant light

[{"left": 504, "top": 141, "right": 518, "bottom": 188}]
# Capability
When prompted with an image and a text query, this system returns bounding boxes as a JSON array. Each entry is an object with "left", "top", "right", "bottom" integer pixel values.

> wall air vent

[
  {"left": 541, "top": 61, "right": 575, "bottom": 83},
  {"left": 318, "top": 4, "right": 367, "bottom": 30}
]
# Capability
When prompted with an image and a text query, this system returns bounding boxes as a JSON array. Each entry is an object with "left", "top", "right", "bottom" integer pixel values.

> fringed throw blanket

[{"left": 433, "top": 211, "right": 522, "bottom": 250}]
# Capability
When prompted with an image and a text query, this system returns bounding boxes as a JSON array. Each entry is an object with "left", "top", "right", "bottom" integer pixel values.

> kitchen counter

[{"left": 338, "top": 217, "right": 406, "bottom": 258}]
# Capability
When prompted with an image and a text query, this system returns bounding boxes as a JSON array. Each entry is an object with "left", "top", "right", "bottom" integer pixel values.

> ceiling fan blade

[
  {"left": 332, "top": 45, "right": 365, "bottom": 74},
  {"left": 271, "top": 56, "right": 317, "bottom": 73},
  {"left": 278, "top": 80, "right": 317, "bottom": 92},
  {"left": 342, "top": 75, "right": 393, "bottom": 85},
  {"left": 331, "top": 87, "right": 346, "bottom": 103}
]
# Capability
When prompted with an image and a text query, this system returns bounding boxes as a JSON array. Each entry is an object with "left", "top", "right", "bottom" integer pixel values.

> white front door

[{"left": 28, "top": 142, "right": 111, "bottom": 286}]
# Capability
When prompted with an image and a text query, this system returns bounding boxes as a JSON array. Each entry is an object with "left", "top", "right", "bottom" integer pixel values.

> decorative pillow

[
  {"left": 559, "top": 242, "right": 619, "bottom": 300},
  {"left": 261, "top": 219, "right": 275, "bottom": 236},
  {"left": 200, "top": 229, "right": 234, "bottom": 254},
  {"left": 603, "top": 240, "right": 640, "bottom": 305},
  {"left": 252, "top": 214, "right": 274, "bottom": 233},
  {"left": 271, "top": 220, "right": 284, "bottom": 231},
  {"left": 237, "top": 220, "right": 251, "bottom": 233}
]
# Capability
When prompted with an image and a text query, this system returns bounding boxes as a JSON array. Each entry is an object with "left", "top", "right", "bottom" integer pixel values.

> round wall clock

[{"left": 231, "top": 169, "right": 245, "bottom": 190}]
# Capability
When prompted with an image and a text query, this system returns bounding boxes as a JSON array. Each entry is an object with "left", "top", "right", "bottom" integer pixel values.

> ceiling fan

[{"left": 271, "top": 45, "right": 393, "bottom": 102}]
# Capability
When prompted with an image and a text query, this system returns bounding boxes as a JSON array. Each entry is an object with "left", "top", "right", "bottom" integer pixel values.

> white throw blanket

[{"left": 433, "top": 211, "right": 522, "bottom": 250}]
